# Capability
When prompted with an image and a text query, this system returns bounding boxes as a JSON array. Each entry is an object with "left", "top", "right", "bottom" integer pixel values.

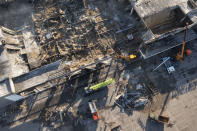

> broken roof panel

[{"left": 140, "top": 23, "right": 197, "bottom": 59}]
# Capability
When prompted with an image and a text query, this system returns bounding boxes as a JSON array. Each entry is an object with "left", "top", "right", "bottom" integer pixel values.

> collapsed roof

[{"left": 135, "top": 0, "right": 197, "bottom": 59}]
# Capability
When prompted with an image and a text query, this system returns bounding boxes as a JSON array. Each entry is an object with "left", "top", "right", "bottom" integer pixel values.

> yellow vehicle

[{"left": 119, "top": 54, "right": 137, "bottom": 61}]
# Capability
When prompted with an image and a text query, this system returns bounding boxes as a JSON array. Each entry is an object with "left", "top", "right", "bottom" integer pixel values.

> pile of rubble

[
  {"left": 0, "top": 26, "right": 24, "bottom": 51},
  {"left": 114, "top": 83, "right": 151, "bottom": 112},
  {"left": 32, "top": 0, "right": 115, "bottom": 68}
]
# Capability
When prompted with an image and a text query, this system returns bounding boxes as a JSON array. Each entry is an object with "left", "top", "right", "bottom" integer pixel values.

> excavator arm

[{"left": 176, "top": 22, "right": 189, "bottom": 61}]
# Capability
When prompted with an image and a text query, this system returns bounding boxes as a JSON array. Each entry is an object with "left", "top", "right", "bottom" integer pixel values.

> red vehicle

[{"left": 88, "top": 101, "right": 99, "bottom": 120}]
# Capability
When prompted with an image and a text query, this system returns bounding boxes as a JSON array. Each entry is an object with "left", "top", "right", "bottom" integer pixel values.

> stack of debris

[
  {"left": 32, "top": 0, "right": 115, "bottom": 67},
  {"left": 114, "top": 83, "right": 151, "bottom": 112},
  {"left": 0, "top": 26, "right": 24, "bottom": 51}
]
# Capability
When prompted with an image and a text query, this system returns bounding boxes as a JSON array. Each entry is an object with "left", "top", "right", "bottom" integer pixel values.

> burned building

[
  {"left": 0, "top": 0, "right": 197, "bottom": 131},
  {"left": 135, "top": 0, "right": 197, "bottom": 59}
]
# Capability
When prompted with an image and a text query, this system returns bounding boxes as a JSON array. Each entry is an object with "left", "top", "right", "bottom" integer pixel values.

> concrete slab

[
  {"left": 22, "top": 30, "right": 41, "bottom": 69},
  {"left": 0, "top": 79, "right": 23, "bottom": 110},
  {"left": 0, "top": 79, "right": 12, "bottom": 97}
]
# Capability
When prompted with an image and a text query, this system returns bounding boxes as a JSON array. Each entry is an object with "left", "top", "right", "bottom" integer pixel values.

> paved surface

[{"left": 167, "top": 88, "right": 197, "bottom": 131}]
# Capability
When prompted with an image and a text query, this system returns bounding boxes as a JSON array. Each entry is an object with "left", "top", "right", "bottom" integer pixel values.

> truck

[
  {"left": 84, "top": 78, "right": 115, "bottom": 95},
  {"left": 88, "top": 101, "right": 99, "bottom": 120}
]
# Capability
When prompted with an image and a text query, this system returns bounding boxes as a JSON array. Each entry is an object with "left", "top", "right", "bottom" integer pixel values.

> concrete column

[{"left": 9, "top": 78, "right": 15, "bottom": 93}]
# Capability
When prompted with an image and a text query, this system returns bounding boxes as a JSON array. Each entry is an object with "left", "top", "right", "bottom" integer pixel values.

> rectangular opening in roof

[{"left": 143, "top": 6, "right": 192, "bottom": 34}]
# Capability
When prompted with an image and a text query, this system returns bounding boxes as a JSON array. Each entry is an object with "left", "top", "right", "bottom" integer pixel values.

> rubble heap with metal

[
  {"left": 32, "top": 0, "right": 117, "bottom": 69},
  {"left": 0, "top": 0, "right": 197, "bottom": 131}
]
